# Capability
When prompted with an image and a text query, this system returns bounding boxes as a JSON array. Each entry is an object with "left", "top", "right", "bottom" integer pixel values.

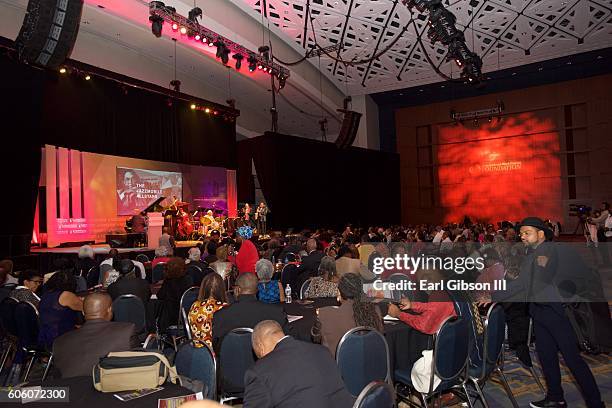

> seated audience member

[
  {"left": 0, "top": 260, "right": 18, "bottom": 286},
  {"left": 243, "top": 320, "right": 354, "bottom": 408},
  {"left": 318, "top": 273, "right": 383, "bottom": 357},
  {"left": 256, "top": 259, "right": 284, "bottom": 304},
  {"left": 185, "top": 247, "right": 209, "bottom": 287},
  {"left": 53, "top": 293, "right": 139, "bottom": 378},
  {"left": 38, "top": 271, "right": 83, "bottom": 349},
  {"left": 188, "top": 273, "right": 228, "bottom": 349},
  {"left": 335, "top": 246, "right": 375, "bottom": 281},
  {"left": 157, "top": 257, "right": 194, "bottom": 331},
  {"left": 387, "top": 267, "right": 456, "bottom": 334},
  {"left": 305, "top": 256, "right": 339, "bottom": 298},
  {"left": 212, "top": 273, "right": 286, "bottom": 350},
  {"left": 9, "top": 270, "right": 43, "bottom": 307},
  {"left": 295, "top": 238, "right": 324, "bottom": 288},
  {"left": 473, "top": 248, "right": 505, "bottom": 302},
  {"left": 231, "top": 231, "right": 259, "bottom": 275},
  {"left": 76, "top": 245, "right": 97, "bottom": 277},
  {"left": 209, "top": 245, "right": 235, "bottom": 281},
  {"left": 152, "top": 246, "right": 171, "bottom": 268},
  {"left": 107, "top": 259, "right": 151, "bottom": 305},
  {"left": 159, "top": 226, "right": 176, "bottom": 250},
  {"left": 100, "top": 249, "right": 120, "bottom": 268}
]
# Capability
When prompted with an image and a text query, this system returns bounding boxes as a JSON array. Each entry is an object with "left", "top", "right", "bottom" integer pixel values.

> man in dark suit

[
  {"left": 243, "top": 320, "right": 354, "bottom": 408},
  {"left": 295, "top": 238, "right": 324, "bottom": 291},
  {"left": 107, "top": 259, "right": 151, "bottom": 305},
  {"left": 52, "top": 293, "right": 139, "bottom": 378},
  {"left": 212, "top": 273, "right": 286, "bottom": 350}
]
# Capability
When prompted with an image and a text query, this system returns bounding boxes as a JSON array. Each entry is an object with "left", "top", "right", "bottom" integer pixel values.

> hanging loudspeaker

[
  {"left": 335, "top": 109, "right": 362, "bottom": 149},
  {"left": 15, "top": 0, "right": 84, "bottom": 69}
]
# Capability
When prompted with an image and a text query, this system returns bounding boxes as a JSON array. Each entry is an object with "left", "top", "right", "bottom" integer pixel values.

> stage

[{"left": 30, "top": 240, "right": 203, "bottom": 255}]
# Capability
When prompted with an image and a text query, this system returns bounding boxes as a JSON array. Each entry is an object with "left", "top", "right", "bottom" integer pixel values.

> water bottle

[{"left": 285, "top": 284, "right": 292, "bottom": 304}]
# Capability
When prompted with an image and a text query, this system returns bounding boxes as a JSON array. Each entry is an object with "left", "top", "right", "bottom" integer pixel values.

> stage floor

[{"left": 30, "top": 240, "right": 203, "bottom": 255}]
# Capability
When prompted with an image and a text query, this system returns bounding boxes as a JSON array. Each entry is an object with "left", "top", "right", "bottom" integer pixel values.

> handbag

[{"left": 93, "top": 350, "right": 180, "bottom": 392}]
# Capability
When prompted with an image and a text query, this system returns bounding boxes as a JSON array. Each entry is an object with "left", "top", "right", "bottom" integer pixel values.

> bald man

[
  {"left": 52, "top": 293, "right": 139, "bottom": 378},
  {"left": 243, "top": 321, "right": 354, "bottom": 408},
  {"left": 295, "top": 238, "right": 324, "bottom": 290},
  {"left": 212, "top": 274, "right": 287, "bottom": 351}
]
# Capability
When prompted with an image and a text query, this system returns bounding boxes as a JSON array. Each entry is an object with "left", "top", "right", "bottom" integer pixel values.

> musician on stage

[
  {"left": 201, "top": 210, "right": 216, "bottom": 235},
  {"left": 255, "top": 202, "right": 269, "bottom": 235},
  {"left": 242, "top": 203, "right": 253, "bottom": 227}
]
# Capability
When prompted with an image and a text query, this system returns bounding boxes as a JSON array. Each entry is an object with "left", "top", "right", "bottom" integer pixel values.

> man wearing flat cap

[{"left": 493, "top": 217, "right": 603, "bottom": 408}]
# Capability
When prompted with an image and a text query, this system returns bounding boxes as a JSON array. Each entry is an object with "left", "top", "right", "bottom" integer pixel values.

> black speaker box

[
  {"left": 335, "top": 109, "right": 362, "bottom": 149},
  {"left": 16, "top": 0, "right": 84, "bottom": 69}
]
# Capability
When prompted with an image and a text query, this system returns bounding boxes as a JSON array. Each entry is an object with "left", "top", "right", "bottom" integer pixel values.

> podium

[{"left": 147, "top": 212, "right": 164, "bottom": 249}]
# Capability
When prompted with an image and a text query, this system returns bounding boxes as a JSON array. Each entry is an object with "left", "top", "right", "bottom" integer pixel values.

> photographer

[{"left": 588, "top": 201, "right": 610, "bottom": 266}]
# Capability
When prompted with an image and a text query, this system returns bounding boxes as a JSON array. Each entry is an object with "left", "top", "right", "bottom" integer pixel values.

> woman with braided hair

[{"left": 317, "top": 273, "right": 383, "bottom": 357}]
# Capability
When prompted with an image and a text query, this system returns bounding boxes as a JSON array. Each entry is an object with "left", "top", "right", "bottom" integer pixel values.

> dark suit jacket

[
  {"left": 243, "top": 337, "right": 354, "bottom": 408},
  {"left": 107, "top": 276, "right": 151, "bottom": 305},
  {"left": 212, "top": 294, "right": 287, "bottom": 350},
  {"left": 52, "top": 319, "right": 139, "bottom": 378},
  {"left": 296, "top": 251, "right": 325, "bottom": 290}
]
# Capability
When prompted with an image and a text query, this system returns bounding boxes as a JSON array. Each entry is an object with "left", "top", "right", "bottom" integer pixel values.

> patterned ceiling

[{"left": 240, "top": 0, "right": 612, "bottom": 94}]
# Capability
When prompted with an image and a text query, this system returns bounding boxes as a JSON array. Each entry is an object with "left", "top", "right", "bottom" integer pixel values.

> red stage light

[
  {"left": 205, "top": 108, "right": 211, "bottom": 113},
  {"left": 180, "top": 27, "right": 187, "bottom": 35},
  {"left": 202, "top": 37, "right": 207, "bottom": 43},
  {"left": 195, "top": 34, "right": 201, "bottom": 41},
  {"left": 171, "top": 23, "right": 178, "bottom": 31}
]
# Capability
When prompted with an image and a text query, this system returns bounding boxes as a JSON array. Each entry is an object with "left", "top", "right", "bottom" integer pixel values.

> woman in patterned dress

[{"left": 188, "top": 273, "right": 228, "bottom": 349}]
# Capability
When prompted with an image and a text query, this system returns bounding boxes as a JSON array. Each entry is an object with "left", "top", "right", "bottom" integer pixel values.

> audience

[
  {"left": 295, "top": 238, "right": 324, "bottom": 291},
  {"left": 185, "top": 247, "right": 209, "bottom": 287},
  {"left": 188, "top": 273, "right": 228, "bottom": 349},
  {"left": 0, "top": 260, "right": 18, "bottom": 286},
  {"left": 212, "top": 273, "right": 286, "bottom": 350},
  {"left": 304, "top": 256, "right": 339, "bottom": 298},
  {"left": 9, "top": 269, "right": 43, "bottom": 307},
  {"left": 335, "top": 245, "right": 374, "bottom": 281},
  {"left": 38, "top": 271, "right": 83, "bottom": 349},
  {"left": 157, "top": 257, "right": 194, "bottom": 331},
  {"left": 159, "top": 226, "right": 176, "bottom": 250},
  {"left": 243, "top": 320, "right": 354, "bottom": 408},
  {"left": 256, "top": 259, "right": 284, "bottom": 304},
  {"left": 152, "top": 246, "right": 171, "bottom": 268},
  {"left": 209, "top": 245, "right": 234, "bottom": 281},
  {"left": 52, "top": 293, "right": 139, "bottom": 378},
  {"left": 318, "top": 273, "right": 383, "bottom": 357},
  {"left": 232, "top": 233, "right": 259, "bottom": 275},
  {"left": 76, "top": 245, "right": 97, "bottom": 277},
  {"left": 107, "top": 259, "right": 151, "bottom": 305}
]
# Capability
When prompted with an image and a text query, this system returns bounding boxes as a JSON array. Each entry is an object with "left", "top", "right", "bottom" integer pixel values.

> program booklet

[
  {"left": 113, "top": 387, "right": 164, "bottom": 402},
  {"left": 157, "top": 391, "right": 203, "bottom": 408}
]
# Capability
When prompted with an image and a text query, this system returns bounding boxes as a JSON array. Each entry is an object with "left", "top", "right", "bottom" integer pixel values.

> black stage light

[
  {"left": 247, "top": 56, "right": 257, "bottom": 72},
  {"left": 188, "top": 7, "right": 203, "bottom": 22},
  {"left": 233, "top": 54, "right": 243, "bottom": 70},
  {"left": 149, "top": 15, "right": 164, "bottom": 37},
  {"left": 170, "top": 79, "right": 181, "bottom": 92}
]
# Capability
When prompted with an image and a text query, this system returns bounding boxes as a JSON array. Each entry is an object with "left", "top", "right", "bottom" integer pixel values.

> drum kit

[{"left": 165, "top": 202, "right": 229, "bottom": 240}]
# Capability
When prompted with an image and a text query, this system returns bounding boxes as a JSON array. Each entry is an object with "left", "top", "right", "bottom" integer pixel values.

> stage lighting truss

[{"left": 149, "top": 1, "right": 290, "bottom": 83}]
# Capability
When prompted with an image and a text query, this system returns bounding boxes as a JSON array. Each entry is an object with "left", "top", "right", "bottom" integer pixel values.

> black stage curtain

[
  {"left": 238, "top": 132, "right": 400, "bottom": 230},
  {"left": 0, "top": 52, "right": 236, "bottom": 257}
]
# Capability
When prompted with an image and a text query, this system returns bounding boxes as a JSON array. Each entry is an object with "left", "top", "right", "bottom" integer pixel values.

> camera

[{"left": 569, "top": 204, "right": 591, "bottom": 217}]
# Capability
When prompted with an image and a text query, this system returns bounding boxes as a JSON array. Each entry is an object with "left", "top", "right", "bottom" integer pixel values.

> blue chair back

[
  {"left": 299, "top": 278, "right": 313, "bottom": 300},
  {"left": 185, "top": 265, "right": 204, "bottom": 286},
  {"left": 135, "top": 254, "right": 150, "bottom": 263},
  {"left": 219, "top": 327, "right": 255, "bottom": 397},
  {"left": 14, "top": 301, "right": 40, "bottom": 350},
  {"left": 75, "top": 276, "right": 87, "bottom": 293},
  {"left": 112, "top": 295, "right": 146, "bottom": 332},
  {"left": 280, "top": 263, "right": 298, "bottom": 289},
  {"left": 475, "top": 303, "right": 506, "bottom": 380},
  {"left": 433, "top": 316, "right": 470, "bottom": 383},
  {"left": 0, "top": 297, "right": 18, "bottom": 336},
  {"left": 180, "top": 287, "right": 199, "bottom": 339},
  {"left": 0, "top": 284, "right": 17, "bottom": 303},
  {"left": 353, "top": 381, "right": 395, "bottom": 408},
  {"left": 336, "top": 327, "right": 390, "bottom": 397},
  {"left": 152, "top": 263, "right": 166, "bottom": 283},
  {"left": 447, "top": 290, "right": 482, "bottom": 366},
  {"left": 86, "top": 266, "right": 100, "bottom": 288},
  {"left": 176, "top": 342, "right": 217, "bottom": 400}
]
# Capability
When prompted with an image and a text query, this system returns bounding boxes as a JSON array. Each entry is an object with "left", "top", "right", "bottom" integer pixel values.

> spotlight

[
  {"left": 258, "top": 45, "right": 270, "bottom": 61},
  {"left": 85, "top": 75, "right": 91, "bottom": 81},
  {"left": 195, "top": 34, "right": 201, "bottom": 41},
  {"left": 263, "top": 67, "right": 268, "bottom": 72},
  {"left": 190, "top": 104, "right": 197, "bottom": 110},
  {"left": 214, "top": 41, "right": 230, "bottom": 64},
  {"left": 149, "top": 15, "right": 164, "bottom": 38},
  {"left": 188, "top": 7, "right": 203, "bottom": 22},
  {"left": 59, "top": 67, "right": 67, "bottom": 74},
  {"left": 170, "top": 79, "right": 181, "bottom": 92},
  {"left": 208, "top": 42, "right": 214, "bottom": 47},
  {"left": 232, "top": 54, "right": 243, "bottom": 70},
  {"left": 257, "top": 65, "right": 263, "bottom": 70},
  {"left": 247, "top": 56, "right": 257, "bottom": 72},
  {"left": 171, "top": 22, "right": 178, "bottom": 31},
  {"left": 179, "top": 26, "right": 187, "bottom": 35},
  {"left": 202, "top": 37, "right": 208, "bottom": 44},
  {"left": 205, "top": 108, "right": 211, "bottom": 113},
  {"left": 278, "top": 74, "right": 286, "bottom": 89}
]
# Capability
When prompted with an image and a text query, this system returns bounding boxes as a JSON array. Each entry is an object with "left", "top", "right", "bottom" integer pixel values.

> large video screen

[{"left": 116, "top": 167, "right": 182, "bottom": 215}]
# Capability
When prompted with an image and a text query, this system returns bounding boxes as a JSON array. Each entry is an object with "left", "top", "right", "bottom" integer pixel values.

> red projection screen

[{"left": 436, "top": 111, "right": 562, "bottom": 223}]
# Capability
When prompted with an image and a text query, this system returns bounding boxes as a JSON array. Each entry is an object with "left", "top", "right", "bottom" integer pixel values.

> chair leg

[
  {"left": 461, "top": 383, "right": 475, "bottom": 408},
  {"left": 42, "top": 354, "right": 53, "bottom": 382},
  {"left": 0, "top": 343, "right": 13, "bottom": 374},
  {"left": 419, "top": 392, "right": 429, "bottom": 408},
  {"left": 23, "top": 354, "right": 36, "bottom": 382},
  {"left": 470, "top": 378, "right": 489, "bottom": 408},
  {"left": 496, "top": 367, "right": 519, "bottom": 408},
  {"left": 529, "top": 366, "right": 545, "bottom": 395}
]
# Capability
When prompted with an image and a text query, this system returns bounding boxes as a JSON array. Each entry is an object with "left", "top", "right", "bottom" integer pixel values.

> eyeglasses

[{"left": 29, "top": 279, "right": 43, "bottom": 285}]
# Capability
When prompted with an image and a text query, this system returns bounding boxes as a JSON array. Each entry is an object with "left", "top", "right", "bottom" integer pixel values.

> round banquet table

[{"left": 3, "top": 376, "right": 197, "bottom": 408}]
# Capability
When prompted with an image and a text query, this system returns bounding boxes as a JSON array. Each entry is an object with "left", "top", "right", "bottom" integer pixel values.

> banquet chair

[
  {"left": 85, "top": 266, "right": 99, "bottom": 289},
  {"left": 179, "top": 286, "right": 199, "bottom": 341},
  {"left": 185, "top": 264, "right": 204, "bottom": 287},
  {"left": 135, "top": 254, "right": 150, "bottom": 264},
  {"left": 0, "top": 284, "right": 17, "bottom": 303},
  {"left": 0, "top": 297, "right": 18, "bottom": 376},
  {"left": 394, "top": 315, "right": 471, "bottom": 408},
  {"left": 14, "top": 301, "right": 53, "bottom": 382},
  {"left": 219, "top": 327, "right": 255, "bottom": 404},
  {"left": 175, "top": 342, "right": 217, "bottom": 400},
  {"left": 152, "top": 262, "right": 167, "bottom": 283},
  {"left": 280, "top": 262, "right": 299, "bottom": 290},
  {"left": 112, "top": 294, "right": 146, "bottom": 333},
  {"left": 299, "top": 278, "right": 314, "bottom": 300},
  {"left": 336, "top": 326, "right": 391, "bottom": 397},
  {"left": 353, "top": 380, "right": 396, "bottom": 408},
  {"left": 468, "top": 303, "right": 518, "bottom": 408}
]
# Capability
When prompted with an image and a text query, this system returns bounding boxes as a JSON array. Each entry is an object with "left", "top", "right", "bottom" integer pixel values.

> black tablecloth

[
  {"left": 5, "top": 376, "right": 196, "bottom": 408},
  {"left": 283, "top": 297, "right": 339, "bottom": 341}
]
